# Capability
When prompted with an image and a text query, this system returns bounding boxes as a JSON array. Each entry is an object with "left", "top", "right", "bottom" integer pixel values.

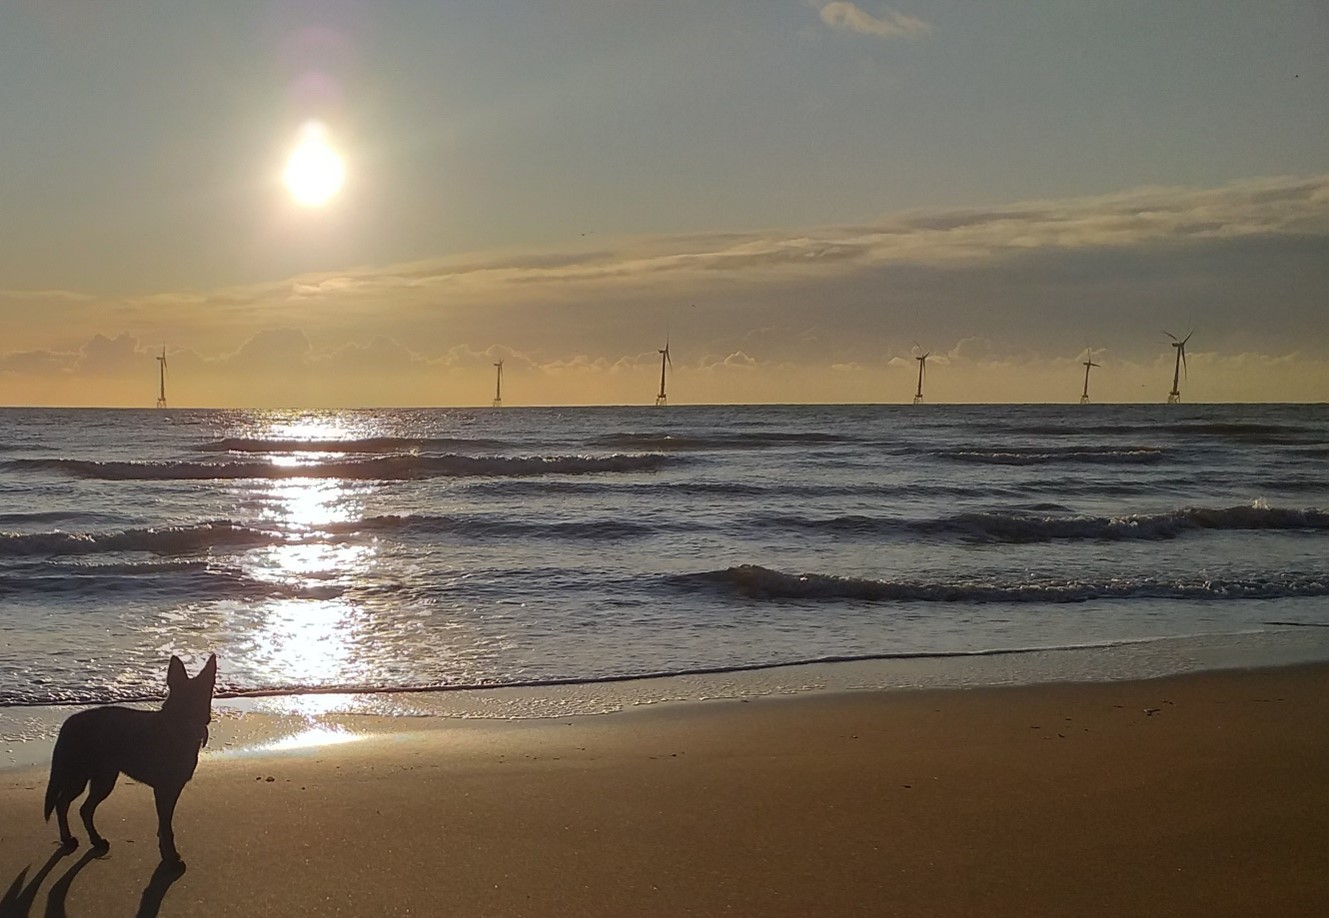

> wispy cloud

[
  {"left": 818, "top": 3, "right": 932, "bottom": 40},
  {"left": 2, "top": 174, "right": 1327, "bottom": 405},
  {"left": 4, "top": 175, "right": 1325, "bottom": 326}
]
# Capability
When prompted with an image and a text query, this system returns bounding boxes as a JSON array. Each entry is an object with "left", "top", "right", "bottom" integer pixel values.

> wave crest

[
  {"left": 0, "top": 522, "right": 283, "bottom": 557},
  {"left": 673, "top": 564, "right": 1329, "bottom": 603},
  {"left": 334, "top": 514, "right": 655, "bottom": 541},
  {"left": 756, "top": 504, "right": 1329, "bottom": 543},
  {"left": 592, "top": 431, "right": 853, "bottom": 451},
  {"left": 4, "top": 453, "right": 672, "bottom": 481},
  {"left": 196, "top": 436, "right": 510, "bottom": 453},
  {"left": 939, "top": 446, "right": 1166, "bottom": 465}
]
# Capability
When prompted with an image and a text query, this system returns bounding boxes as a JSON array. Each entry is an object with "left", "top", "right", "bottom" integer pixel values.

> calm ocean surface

[{"left": 1, "top": 404, "right": 1327, "bottom": 709}]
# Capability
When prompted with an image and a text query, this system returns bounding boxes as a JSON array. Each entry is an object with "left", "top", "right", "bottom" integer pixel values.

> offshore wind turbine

[
  {"left": 912, "top": 345, "right": 929, "bottom": 404},
  {"left": 155, "top": 346, "right": 168, "bottom": 408},
  {"left": 655, "top": 330, "right": 672, "bottom": 407},
  {"left": 1165, "top": 330, "right": 1192, "bottom": 404},
  {"left": 1079, "top": 346, "right": 1100, "bottom": 404},
  {"left": 492, "top": 359, "right": 504, "bottom": 407}
]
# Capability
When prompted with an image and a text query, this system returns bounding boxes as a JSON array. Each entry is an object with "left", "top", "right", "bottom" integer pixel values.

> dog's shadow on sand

[{"left": 0, "top": 848, "right": 185, "bottom": 918}]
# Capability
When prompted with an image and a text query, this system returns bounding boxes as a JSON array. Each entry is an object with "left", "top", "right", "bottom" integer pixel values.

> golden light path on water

[
  {"left": 240, "top": 416, "right": 382, "bottom": 741},
  {"left": 214, "top": 412, "right": 514, "bottom": 747}
]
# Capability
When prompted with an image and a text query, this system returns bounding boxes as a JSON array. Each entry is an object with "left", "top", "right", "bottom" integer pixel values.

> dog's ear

[
  {"left": 167, "top": 655, "right": 188, "bottom": 691},
  {"left": 198, "top": 653, "right": 218, "bottom": 686}
]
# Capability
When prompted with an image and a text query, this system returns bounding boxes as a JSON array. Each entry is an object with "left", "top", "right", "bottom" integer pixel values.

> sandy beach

[{"left": 3, "top": 665, "right": 1328, "bottom": 917}]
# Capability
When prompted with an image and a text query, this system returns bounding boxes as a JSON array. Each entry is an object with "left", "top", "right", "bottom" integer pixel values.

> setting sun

[{"left": 283, "top": 122, "right": 345, "bottom": 207}]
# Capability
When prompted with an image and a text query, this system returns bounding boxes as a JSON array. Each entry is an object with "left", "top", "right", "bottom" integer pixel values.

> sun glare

[{"left": 283, "top": 122, "right": 346, "bottom": 207}]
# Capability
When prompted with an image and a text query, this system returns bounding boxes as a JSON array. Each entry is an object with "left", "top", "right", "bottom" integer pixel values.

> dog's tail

[{"left": 44, "top": 729, "right": 71, "bottom": 821}]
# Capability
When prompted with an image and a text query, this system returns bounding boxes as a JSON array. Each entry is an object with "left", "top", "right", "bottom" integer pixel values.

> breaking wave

[
  {"left": 5, "top": 505, "right": 1321, "bottom": 559},
  {"left": 4, "top": 453, "right": 673, "bottom": 481},
  {"left": 0, "top": 522, "right": 286, "bottom": 557},
  {"left": 938, "top": 445, "right": 1167, "bottom": 465},
  {"left": 674, "top": 564, "right": 1329, "bottom": 603},
  {"left": 0, "top": 560, "right": 342, "bottom": 601},
  {"left": 196, "top": 436, "right": 511, "bottom": 453},
  {"left": 591, "top": 431, "right": 855, "bottom": 451},
  {"left": 330, "top": 514, "right": 657, "bottom": 541},
  {"left": 754, "top": 504, "right": 1329, "bottom": 543},
  {"left": 0, "top": 512, "right": 658, "bottom": 558},
  {"left": 974, "top": 421, "right": 1318, "bottom": 443},
  {"left": 0, "top": 510, "right": 125, "bottom": 526}
]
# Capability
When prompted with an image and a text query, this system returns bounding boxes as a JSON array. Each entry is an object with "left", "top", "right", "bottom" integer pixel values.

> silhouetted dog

[{"left": 44, "top": 654, "right": 217, "bottom": 866}]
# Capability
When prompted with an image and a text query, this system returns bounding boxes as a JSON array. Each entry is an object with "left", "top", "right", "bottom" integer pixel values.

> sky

[{"left": 1, "top": 1, "right": 1327, "bottom": 407}]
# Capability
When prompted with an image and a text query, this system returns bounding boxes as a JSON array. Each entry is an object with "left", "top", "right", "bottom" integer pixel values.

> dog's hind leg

[
  {"left": 53, "top": 779, "right": 86, "bottom": 851},
  {"left": 153, "top": 783, "right": 185, "bottom": 866},
  {"left": 78, "top": 771, "right": 117, "bottom": 851}
]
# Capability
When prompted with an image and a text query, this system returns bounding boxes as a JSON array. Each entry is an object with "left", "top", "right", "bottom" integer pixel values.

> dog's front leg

[{"left": 153, "top": 783, "right": 186, "bottom": 867}]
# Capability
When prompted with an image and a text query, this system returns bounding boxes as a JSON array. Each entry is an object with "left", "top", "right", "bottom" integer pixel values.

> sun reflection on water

[
  {"left": 257, "top": 479, "right": 356, "bottom": 529},
  {"left": 249, "top": 412, "right": 381, "bottom": 444},
  {"left": 238, "top": 415, "right": 384, "bottom": 691},
  {"left": 252, "top": 598, "right": 370, "bottom": 685}
]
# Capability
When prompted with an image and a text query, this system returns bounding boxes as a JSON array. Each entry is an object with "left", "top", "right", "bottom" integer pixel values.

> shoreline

[
  {"left": 5, "top": 626, "right": 1329, "bottom": 772},
  {"left": 3, "top": 662, "right": 1328, "bottom": 916}
]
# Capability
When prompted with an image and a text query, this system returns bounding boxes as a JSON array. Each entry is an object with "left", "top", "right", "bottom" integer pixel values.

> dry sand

[{"left": 2, "top": 665, "right": 1328, "bottom": 917}]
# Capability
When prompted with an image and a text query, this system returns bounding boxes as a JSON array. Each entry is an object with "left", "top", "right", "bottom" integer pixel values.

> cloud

[
  {"left": 77, "top": 333, "right": 154, "bottom": 376},
  {"left": 818, "top": 3, "right": 931, "bottom": 40},
  {"left": 320, "top": 335, "right": 428, "bottom": 373},
  {"left": 9, "top": 173, "right": 1325, "bottom": 335},
  {"left": 2, "top": 174, "right": 1328, "bottom": 405},
  {"left": 223, "top": 327, "right": 313, "bottom": 370},
  {"left": 948, "top": 336, "right": 997, "bottom": 363},
  {"left": 0, "top": 348, "right": 75, "bottom": 377}
]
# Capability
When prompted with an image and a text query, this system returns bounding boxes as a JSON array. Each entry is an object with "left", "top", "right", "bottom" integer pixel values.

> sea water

[{"left": 1, "top": 403, "right": 1327, "bottom": 716}]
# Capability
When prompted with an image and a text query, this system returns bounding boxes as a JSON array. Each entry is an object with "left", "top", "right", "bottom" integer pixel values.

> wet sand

[{"left": 3, "top": 664, "right": 1328, "bottom": 917}]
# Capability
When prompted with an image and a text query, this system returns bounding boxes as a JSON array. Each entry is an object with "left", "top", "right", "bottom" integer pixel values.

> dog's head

[{"left": 163, "top": 654, "right": 217, "bottom": 746}]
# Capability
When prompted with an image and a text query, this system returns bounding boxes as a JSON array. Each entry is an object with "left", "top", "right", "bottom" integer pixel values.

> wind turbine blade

[
  {"left": 1164, "top": 331, "right": 1177, "bottom": 341},
  {"left": 1182, "top": 330, "right": 1194, "bottom": 345},
  {"left": 1182, "top": 348, "right": 1188, "bottom": 378}
]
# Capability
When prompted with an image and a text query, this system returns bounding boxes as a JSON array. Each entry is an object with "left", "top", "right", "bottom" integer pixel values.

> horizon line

[{"left": 1, "top": 400, "right": 1326, "bottom": 411}]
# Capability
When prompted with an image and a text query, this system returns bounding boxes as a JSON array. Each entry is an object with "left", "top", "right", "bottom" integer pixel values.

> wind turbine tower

[
  {"left": 155, "top": 346, "right": 168, "bottom": 408},
  {"left": 655, "top": 334, "right": 672, "bottom": 406},
  {"left": 1165, "top": 331, "right": 1192, "bottom": 404},
  {"left": 912, "top": 349, "right": 929, "bottom": 404},
  {"left": 1079, "top": 347, "right": 1100, "bottom": 404},
  {"left": 492, "top": 360, "right": 504, "bottom": 408}
]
